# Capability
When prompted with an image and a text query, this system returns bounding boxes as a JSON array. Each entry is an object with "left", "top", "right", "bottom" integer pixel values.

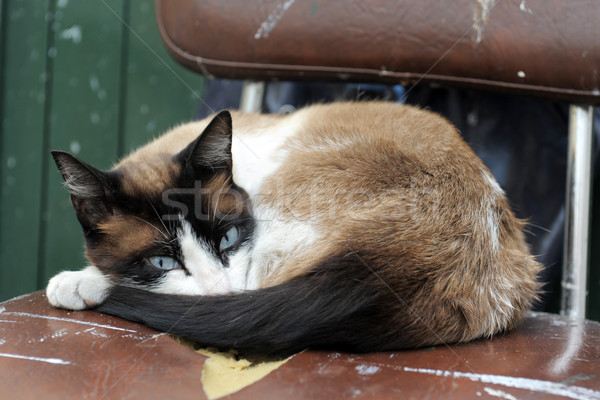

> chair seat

[{"left": 1, "top": 291, "right": 599, "bottom": 399}]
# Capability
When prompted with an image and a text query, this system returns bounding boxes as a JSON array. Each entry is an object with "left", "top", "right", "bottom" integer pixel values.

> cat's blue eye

[
  {"left": 147, "top": 256, "right": 180, "bottom": 271},
  {"left": 219, "top": 226, "right": 240, "bottom": 252}
]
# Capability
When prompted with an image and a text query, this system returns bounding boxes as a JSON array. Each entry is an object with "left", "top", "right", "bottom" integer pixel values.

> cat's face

[{"left": 52, "top": 111, "right": 254, "bottom": 295}]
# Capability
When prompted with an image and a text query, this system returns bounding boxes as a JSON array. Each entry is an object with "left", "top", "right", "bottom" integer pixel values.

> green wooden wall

[{"left": 0, "top": 0, "right": 205, "bottom": 301}]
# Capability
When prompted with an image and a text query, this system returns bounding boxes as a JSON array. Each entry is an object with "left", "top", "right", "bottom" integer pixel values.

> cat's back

[{"left": 252, "top": 103, "right": 540, "bottom": 344}]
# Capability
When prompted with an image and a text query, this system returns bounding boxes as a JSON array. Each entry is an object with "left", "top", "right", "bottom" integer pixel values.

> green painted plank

[
  {"left": 0, "top": 0, "right": 49, "bottom": 301},
  {"left": 122, "top": 1, "right": 205, "bottom": 155},
  {"left": 40, "top": 0, "right": 125, "bottom": 285}
]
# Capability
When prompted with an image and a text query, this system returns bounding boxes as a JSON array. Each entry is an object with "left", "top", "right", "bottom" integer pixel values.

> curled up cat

[{"left": 46, "top": 101, "right": 541, "bottom": 357}]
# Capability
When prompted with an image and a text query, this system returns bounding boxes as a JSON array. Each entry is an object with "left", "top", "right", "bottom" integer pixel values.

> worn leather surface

[
  {"left": 154, "top": 0, "right": 600, "bottom": 104},
  {"left": 1, "top": 291, "right": 600, "bottom": 399}
]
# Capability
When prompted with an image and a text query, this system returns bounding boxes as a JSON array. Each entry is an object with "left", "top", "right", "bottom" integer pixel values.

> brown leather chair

[
  {"left": 2, "top": 2, "right": 599, "bottom": 399},
  {"left": 156, "top": 0, "right": 600, "bottom": 319},
  {"left": 1, "top": 291, "right": 600, "bottom": 399}
]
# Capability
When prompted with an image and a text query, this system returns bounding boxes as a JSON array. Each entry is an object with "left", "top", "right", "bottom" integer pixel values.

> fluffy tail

[{"left": 96, "top": 253, "right": 412, "bottom": 357}]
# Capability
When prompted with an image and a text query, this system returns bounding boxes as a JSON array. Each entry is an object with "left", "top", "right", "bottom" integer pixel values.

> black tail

[{"left": 96, "top": 253, "right": 411, "bottom": 357}]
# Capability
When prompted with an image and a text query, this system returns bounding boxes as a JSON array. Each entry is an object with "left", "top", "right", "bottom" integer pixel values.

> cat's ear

[
  {"left": 51, "top": 151, "right": 113, "bottom": 232},
  {"left": 177, "top": 110, "right": 233, "bottom": 173}
]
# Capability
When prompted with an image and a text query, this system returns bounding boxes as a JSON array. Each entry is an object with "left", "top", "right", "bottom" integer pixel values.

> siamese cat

[{"left": 46, "top": 102, "right": 541, "bottom": 356}]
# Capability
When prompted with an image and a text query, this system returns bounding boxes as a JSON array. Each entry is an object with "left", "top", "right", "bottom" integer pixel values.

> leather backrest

[{"left": 155, "top": 0, "right": 600, "bottom": 104}]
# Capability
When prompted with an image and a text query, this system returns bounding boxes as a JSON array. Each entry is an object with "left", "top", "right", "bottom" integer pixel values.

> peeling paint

[
  {"left": 484, "top": 387, "right": 518, "bottom": 400},
  {"left": 403, "top": 366, "right": 600, "bottom": 400},
  {"left": 70, "top": 141, "right": 81, "bottom": 154},
  {"left": 60, "top": 25, "right": 82, "bottom": 44},
  {"left": 472, "top": 0, "right": 495, "bottom": 44},
  {"left": 254, "top": 0, "right": 296, "bottom": 39},
  {"left": 355, "top": 364, "right": 380, "bottom": 375},
  {"left": 51, "top": 330, "right": 69, "bottom": 339},
  {"left": 519, "top": 0, "right": 533, "bottom": 14},
  {"left": 2, "top": 311, "right": 138, "bottom": 333}
]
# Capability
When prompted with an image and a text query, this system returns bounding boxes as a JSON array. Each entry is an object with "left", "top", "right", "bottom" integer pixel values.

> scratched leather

[
  {"left": 155, "top": 0, "right": 600, "bottom": 104},
  {"left": 1, "top": 292, "right": 600, "bottom": 399}
]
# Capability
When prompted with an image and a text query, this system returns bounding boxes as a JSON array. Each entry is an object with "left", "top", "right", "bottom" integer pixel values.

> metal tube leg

[
  {"left": 561, "top": 105, "right": 595, "bottom": 318},
  {"left": 240, "top": 81, "right": 265, "bottom": 113}
]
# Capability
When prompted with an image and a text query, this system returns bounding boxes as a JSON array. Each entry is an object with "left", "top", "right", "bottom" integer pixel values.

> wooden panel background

[{"left": 0, "top": 0, "right": 205, "bottom": 301}]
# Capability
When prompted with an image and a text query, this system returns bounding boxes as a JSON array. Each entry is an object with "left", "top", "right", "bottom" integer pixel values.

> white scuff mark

[
  {"left": 51, "top": 330, "right": 68, "bottom": 339},
  {"left": 0, "top": 339, "right": 5, "bottom": 345},
  {"left": 90, "top": 330, "right": 109, "bottom": 338},
  {"left": 120, "top": 333, "right": 152, "bottom": 341},
  {"left": 0, "top": 352, "right": 72, "bottom": 365},
  {"left": 355, "top": 364, "right": 380, "bottom": 375},
  {"left": 484, "top": 387, "right": 518, "bottom": 400},
  {"left": 90, "top": 112, "right": 101, "bottom": 124},
  {"left": 472, "top": 0, "right": 495, "bottom": 44},
  {"left": 60, "top": 25, "right": 82, "bottom": 44},
  {"left": 0, "top": 320, "right": 20, "bottom": 323},
  {"left": 70, "top": 141, "right": 81, "bottom": 154},
  {"left": 550, "top": 319, "right": 584, "bottom": 375},
  {"left": 2, "top": 311, "right": 138, "bottom": 333},
  {"left": 89, "top": 75, "right": 100, "bottom": 92},
  {"left": 0, "top": 306, "right": 6, "bottom": 313},
  {"left": 402, "top": 367, "right": 600, "bottom": 400},
  {"left": 254, "top": 0, "right": 296, "bottom": 39},
  {"left": 138, "top": 332, "right": 166, "bottom": 344},
  {"left": 83, "top": 327, "right": 109, "bottom": 338},
  {"left": 6, "top": 156, "right": 16, "bottom": 168},
  {"left": 519, "top": 0, "right": 532, "bottom": 14},
  {"left": 517, "top": 71, "right": 526, "bottom": 78}
]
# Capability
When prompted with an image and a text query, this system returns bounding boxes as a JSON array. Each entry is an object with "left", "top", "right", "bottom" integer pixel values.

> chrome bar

[
  {"left": 240, "top": 81, "right": 265, "bottom": 113},
  {"left": 561, "top": 105, "right": 594, "bottom": 318}
]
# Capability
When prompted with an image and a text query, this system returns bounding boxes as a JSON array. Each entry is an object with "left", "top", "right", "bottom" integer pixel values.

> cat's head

[{"left": 52, "top": 111, "right": 254, "bottom": 294}]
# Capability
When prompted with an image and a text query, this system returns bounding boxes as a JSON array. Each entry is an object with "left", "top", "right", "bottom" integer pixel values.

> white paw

[{"left": 46, "top": 266, "right": 112, "bottom": 310}]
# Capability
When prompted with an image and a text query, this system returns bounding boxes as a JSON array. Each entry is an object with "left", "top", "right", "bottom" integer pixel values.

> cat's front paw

[{"left": 46, "top": 266, "right": 112, "bottom": 310}]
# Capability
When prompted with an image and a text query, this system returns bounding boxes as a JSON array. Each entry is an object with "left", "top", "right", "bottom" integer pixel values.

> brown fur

[
  {"left": 87, "top": 216, "right": 165, "bottom": 270},
  {"left": 255, "top": 103, "right": 541, "bottom": 343}
]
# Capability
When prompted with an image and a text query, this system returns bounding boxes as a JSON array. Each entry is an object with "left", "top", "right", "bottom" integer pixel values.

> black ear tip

[
  {"left": 50, "top": 150, "right": 67, "bottom": 166},
  {"left": 215, "top": 110, "right": 232, "bottom": 127},
  {"left": 50, "top": 150, "right": 76, "bottom": 168}
]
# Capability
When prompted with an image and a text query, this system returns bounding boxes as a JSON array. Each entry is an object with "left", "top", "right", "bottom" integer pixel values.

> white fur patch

[
  {"left": 245, "top": 209, "right": 322, "bottom": 288},
  {"left": 480, "top": 168, "right": 504, "bottom": 253},
  {"left": 46, "top": 265, "right": 111, "bottom": 310},
  {"left": 481, "top": 167, "right": 504, "bottom": 197},
  {"left": 232, "top": 113, "right": 304, "bottom": 197},
  {"left": 150, "top": 219, "right": 232, "bottom": 296}
]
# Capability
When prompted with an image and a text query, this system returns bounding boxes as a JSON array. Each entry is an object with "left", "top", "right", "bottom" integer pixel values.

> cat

[{"left": 46, "top": 101, "right": 541, "bottom": 357}]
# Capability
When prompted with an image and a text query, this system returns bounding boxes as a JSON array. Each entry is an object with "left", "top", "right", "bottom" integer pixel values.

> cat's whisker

[
  {"left": 148, "top": 200, "right": 171, "bottom": 237},
  {"left": 217, "top": 207, "right": 237, "bottom": 225},
  {"left": 211, "top": 190, "right": 223, "bottom": 229},
  {"left": 130, "top": 215, "right": 169, "bottom": 240}
]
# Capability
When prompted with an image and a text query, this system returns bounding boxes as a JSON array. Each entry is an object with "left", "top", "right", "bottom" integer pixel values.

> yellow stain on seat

[{"left": 196, "top": 348, "right": 292, "bottom": 399}]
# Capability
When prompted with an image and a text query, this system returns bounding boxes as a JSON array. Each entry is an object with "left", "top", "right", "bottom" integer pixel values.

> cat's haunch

[{"left": 47, "top": 102, "right": 541, "bottom": 357}]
